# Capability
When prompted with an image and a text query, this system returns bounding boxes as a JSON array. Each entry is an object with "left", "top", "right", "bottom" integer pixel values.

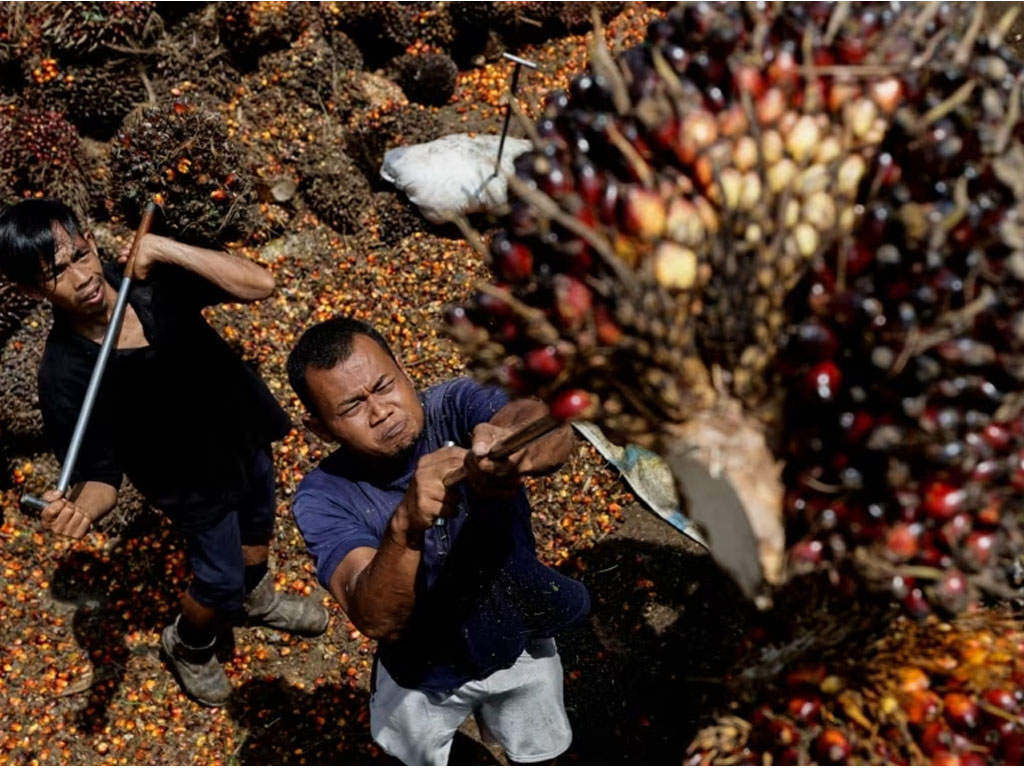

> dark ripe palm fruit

[
  {"left": 110, "top": 100, "right": 257, "bottom": 244},
  {"left": 448, "top": 0, "right": 1024, "bottom": 620},
  {"left": 0, "top": 103, "right": 90, "bottom": 217}
]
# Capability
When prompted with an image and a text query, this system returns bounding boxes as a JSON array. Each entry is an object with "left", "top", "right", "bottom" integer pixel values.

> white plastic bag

[{"left": 380, "top": 133, "right": 532, "bottom": 224}]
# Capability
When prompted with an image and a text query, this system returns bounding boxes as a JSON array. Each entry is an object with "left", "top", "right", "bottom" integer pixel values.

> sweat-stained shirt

[{"left": 292, "top": 378, "right": 590, "bottom": 692}]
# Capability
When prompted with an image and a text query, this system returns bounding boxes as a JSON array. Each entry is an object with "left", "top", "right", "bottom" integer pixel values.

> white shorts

[{"left": 370, "top": 637, "right": 573, "bottom": 766}]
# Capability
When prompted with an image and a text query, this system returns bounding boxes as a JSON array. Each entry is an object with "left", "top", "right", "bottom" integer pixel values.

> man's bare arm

[
  {"left": 326, "top": 445, "right": 466, "bottom": 640},
  {"left": 121, "top": 234, "right": 275, "bottom": 302}
]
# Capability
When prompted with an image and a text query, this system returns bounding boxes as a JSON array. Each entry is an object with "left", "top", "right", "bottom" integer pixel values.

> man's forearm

[
  {"left": 348, "top": 509, "right": 424, "bottom": 640},
  {"left": 151, "top": 236, "right": 275, "bottom": 302}
]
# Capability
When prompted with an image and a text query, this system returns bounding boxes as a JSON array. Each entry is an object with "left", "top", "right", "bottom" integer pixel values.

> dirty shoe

[
  {"left": 160, "top": 619, "right": 231, "bottom": 708},
  {"left": 244, "top": 572, "right": 329, "bottom": 636}
]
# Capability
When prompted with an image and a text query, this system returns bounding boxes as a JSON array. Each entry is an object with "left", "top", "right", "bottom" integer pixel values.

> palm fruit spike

[
  {"left": 447, "top": 2, "right": 1024, "bottom": 615},
  {"left": 687, "top": 608, "right": 1024, "bottom": 766}
]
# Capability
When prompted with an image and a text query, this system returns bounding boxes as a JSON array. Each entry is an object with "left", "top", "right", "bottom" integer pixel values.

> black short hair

[
  {"left": 0, "top": 198, "right": 83, "bottom": 288},
  {"left": 287, "top": 316, "right": 397, "bottom": 416}
]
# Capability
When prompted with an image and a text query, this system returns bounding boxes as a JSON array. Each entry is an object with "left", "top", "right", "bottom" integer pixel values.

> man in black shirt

[{"left": 0, "top": 198, "right": 328, "bottom": 707}]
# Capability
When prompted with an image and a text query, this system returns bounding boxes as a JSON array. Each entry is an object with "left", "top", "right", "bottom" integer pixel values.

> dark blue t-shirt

[{"left": 292, "top": 378, "right": 590, "bottom": 692}]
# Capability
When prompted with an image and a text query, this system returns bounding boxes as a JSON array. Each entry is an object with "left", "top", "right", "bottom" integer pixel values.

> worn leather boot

[
  {"left": 243, "top": 572, "right": 329, "bottom": 636},
  {"left": 160, "top": 618, "right": 231, "bottom": 707}
]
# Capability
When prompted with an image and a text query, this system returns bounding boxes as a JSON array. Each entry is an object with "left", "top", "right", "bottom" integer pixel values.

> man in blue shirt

[{"left": 287, "top": 316, "right": 590, "bottom": 765}]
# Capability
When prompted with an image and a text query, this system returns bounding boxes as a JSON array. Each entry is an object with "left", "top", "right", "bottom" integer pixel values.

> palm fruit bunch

[
  {"left": 299, "top": 123, "right": 371, "bottom": 235},
  {"left": 26, "top": 58, "right": 146, "bottom": 140},
  {"left": 447, "top": 2, "right": 1024, "bottom": 615},
  {"left": 110, "top": 100, "right": 257, "bottom": 244},
  {"left": 392, "top": 53, "right": 459, "bottom": 107},
  {"left": 151, "top": 4, "right": 242, "bottom": 103},
  {"left": 687, "top": 610, "right": 1024, "bottom": 766},
  {"left": 32, "top": 1, "right": 157, "bottom": 59},
  {"left": 0, "top": 102, "right": 91, "bottom": 217},
  {"left": 216, "top": 1, "right": 313, "bottom": 67},
  {"left": 319, "top": 2, "right": 419, "bottom": 69}
]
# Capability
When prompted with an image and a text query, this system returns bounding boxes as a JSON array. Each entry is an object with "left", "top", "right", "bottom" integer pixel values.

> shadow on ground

[
  {"left": 556, "top": 521, "right": 753, "bottom": 765},
  {"left": 48, "top": 514, "right": 183, "bottom": 733}
]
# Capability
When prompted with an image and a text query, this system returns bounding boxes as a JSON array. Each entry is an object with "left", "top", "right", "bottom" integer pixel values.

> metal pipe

[
  {"left": 22, "top": 203, "right": 157, "bottom": 513},
  {"left": 494, "top": 52, "right": 537, "bottom": 177}
]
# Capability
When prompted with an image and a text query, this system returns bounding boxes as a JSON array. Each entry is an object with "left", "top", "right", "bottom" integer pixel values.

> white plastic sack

[{"left": 380, "top": 133, "right": 533, "bottom": 224}]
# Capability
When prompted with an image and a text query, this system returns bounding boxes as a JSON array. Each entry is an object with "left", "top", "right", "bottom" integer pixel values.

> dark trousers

[{"left": 183, "top": 447, "right": 277, "bottom": 615}]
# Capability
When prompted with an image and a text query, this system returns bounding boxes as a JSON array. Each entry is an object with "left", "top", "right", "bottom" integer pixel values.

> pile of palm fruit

[{"left": 447, "top": 3, "right": 1024, "bottom": 762}]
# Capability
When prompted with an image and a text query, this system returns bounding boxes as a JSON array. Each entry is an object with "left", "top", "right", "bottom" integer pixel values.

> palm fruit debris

[
  {"left": 687, "top": 609, "right": 1024, "bottom": 766},
  {"left": 449, "top": 2, "right": 1024, "bottom": 618}
]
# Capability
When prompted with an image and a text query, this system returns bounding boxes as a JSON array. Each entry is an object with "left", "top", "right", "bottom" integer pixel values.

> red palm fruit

[
  {"left": 963, "top": 532, "right": 995, "bottom": 570},
  {"left": 786, "top": 694, "right": 821, "bottom": 723},
  {"left": 943, "top": 693, "right": 980, "bottom": 730},
  {"left": 837, "top": 37, "right": 868, "bottom": 64},
  {"left": 983, "top": 689, "right": 1017, "bottom": 713},
  {"left": 525, "top": 346, "right": 563, "bottom": 378},
  {"left": 493, "top": 237, "right": 534, "bottom": 283},
  {"left": 982, "top": 423, "right": 1012, "bottom": 450},
  {"left": 648, "top": 114, "right": 680, "bottom": 154},
  {"left": 814, "top": 729, "right": 852, "bottom": 764},
  {"left": 577, "top": 162, "right": 603, "bottom": 209},
  {"left": 804, "top": 361, "right": 842, "bottom": 402},
  {"left": 924, "top": 482, "right": 967, "bottom": 521},
  {"left": 885, "top": 523, "right": 920, "bottom": 561},
  {"left": 903, "top": 689, "right": 941, "bottom": 725},
  {"left": 840, "top": 410, "right": 873, "bottom": 443},
  {"left": 594, "top": 305, "right": 622, "bottom": 346},
  {"left": 920, "top": 722, "right": 971, "bottom": 756},
  {"left": 549, "top": 389, "right": 595, "bottom": 423},
  {"left": 903, "top": 587, "right": 931, "bottom": 618},
  {"left": 732, "top": 64, "right": 765, "bottom": 100},
  {"left": 553, "top": 274, "right": 593, "bottom": 331},
  {"left": 789, "top": 538, "right": 824, "bottom": 566}
]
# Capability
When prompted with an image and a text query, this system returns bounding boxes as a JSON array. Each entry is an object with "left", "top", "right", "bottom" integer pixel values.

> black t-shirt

[{"left": 38, "top": 262, "right": 291, "bottom": 532}]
